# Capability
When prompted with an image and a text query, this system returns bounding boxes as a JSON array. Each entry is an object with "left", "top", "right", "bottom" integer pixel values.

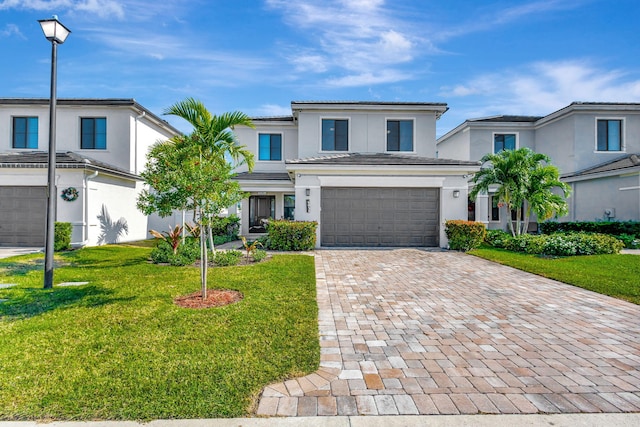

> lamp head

[{"left": 38, "top": 16, "right": 71, "bottom": 44}]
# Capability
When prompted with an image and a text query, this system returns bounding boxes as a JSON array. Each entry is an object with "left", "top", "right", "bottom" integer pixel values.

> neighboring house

[
  {"left": 437, "top": 102, "right": 640, "bottom": 230},
  {"left": 232, "top": 101, "right": 480, "bottom": 248},
  {"left": 0, "top": 98, "right": 180, "bottom": 247}
]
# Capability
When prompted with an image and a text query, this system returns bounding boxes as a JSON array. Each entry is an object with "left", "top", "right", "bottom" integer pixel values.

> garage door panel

[
  {"left": 321, "top": 187, "right": 439, "bottom": 247},
  {"left": 0, "top": 186, "right": 47, "bottom": 247}
]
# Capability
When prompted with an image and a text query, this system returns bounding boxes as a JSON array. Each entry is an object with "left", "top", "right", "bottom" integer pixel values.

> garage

[
  {"left": 0, "top": 186, "right": 47, "bottom": 246},
  {"left": 321, "top": 187, "right": 440, "bottom": 247}
]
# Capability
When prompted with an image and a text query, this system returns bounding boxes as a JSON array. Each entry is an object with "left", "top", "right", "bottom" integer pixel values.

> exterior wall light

[{"left": 453, "top": 190, "right": 460, "bottom": 198}]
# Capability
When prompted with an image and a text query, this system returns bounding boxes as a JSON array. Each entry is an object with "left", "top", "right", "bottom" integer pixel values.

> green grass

[
  {"left": 470, "top": 246, "right": 640, "bottom": 304},
  {"left": 0, "top": 245, "right": 319, "bottom": 420}
]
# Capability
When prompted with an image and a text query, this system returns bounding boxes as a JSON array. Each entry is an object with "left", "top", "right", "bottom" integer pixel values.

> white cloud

[
  {"left": 1, "top": 23, "right": 25, "bottom": 38},
  {"left": 0, "top": 0, "right": 125, "bottom": 19},
  {"left": 251, "top": 104, "right": 292, "bottom": 117},
  {"left": 440, "top": 60, "right": 640, "bottom": 116},
  {"left": 325, "top": 69, "right": 412, "bottom": 88}
]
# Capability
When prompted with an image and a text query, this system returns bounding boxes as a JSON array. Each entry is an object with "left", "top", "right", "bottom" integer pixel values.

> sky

[{"left": 1, "top": 0, "right": 640, "bottom": 136}]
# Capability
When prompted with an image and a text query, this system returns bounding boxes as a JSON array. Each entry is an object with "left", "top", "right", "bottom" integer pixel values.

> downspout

[
  {"left": 72, "top": 169, "right": 98, "bottom": 247},
  {"left": 134, "top": 111, "right": 146, "bottom": 175}
]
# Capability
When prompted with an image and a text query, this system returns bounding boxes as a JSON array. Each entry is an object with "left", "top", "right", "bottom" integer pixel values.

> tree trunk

[{"left": 199, "top": 208, "right": 207, "bottom": 300}]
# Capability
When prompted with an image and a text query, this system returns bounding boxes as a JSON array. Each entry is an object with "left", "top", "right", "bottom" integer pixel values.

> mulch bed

[{"left": 174, "top": 289, "right": 243, "bottom": 309}]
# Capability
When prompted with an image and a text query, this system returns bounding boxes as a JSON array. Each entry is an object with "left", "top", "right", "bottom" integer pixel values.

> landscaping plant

[{"left": 445, "top": 220, "right": 486, "bottom": 251}]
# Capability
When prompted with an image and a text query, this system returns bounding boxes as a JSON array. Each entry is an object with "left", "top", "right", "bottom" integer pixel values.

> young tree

[
  {"left": 469, "top": 147, "right": 570, "bottom": 236},
  {"left": 137, "top": 98, "right": 254, "bottom": 298}
]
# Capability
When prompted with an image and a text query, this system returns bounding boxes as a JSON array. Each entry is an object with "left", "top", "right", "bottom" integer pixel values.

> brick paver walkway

[{"left": 256, "top": 249, "right": 640, "bottom": 416}]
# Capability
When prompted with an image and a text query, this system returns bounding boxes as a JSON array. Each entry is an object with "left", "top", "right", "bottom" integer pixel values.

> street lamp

[{"left": 39, "top": 16, "right": 71, "bottom": 289}]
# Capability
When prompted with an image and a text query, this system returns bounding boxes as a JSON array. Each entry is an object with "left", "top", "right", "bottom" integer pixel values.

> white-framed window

[
  {"left": 596, "top": 118, "right": 624, "bottom": 152},
  {"left": 493, "top": 132, "right": 517, "bottom": 153},
  {"left": 12, "top": 116, "right": 38, "bottom": 149},
  {"left": 321, "top": 118, "right": 349, "bottom": 151},
  {"left": 386, "top": 118, "right": 415, "bottom": 152},
  {"left": 81, "top": 117, "right": 107, "bottom": 149},
  {"left": 258, "top": 133, "right": 282, "bottom": 161}
]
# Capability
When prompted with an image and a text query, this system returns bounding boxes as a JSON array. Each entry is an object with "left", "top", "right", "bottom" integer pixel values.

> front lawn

[
  {"left": 0, "top": 245, "right": 319, "bottom": 420},
  {"left": 470, "top": 246, "right": 640, "bottom": 304}
]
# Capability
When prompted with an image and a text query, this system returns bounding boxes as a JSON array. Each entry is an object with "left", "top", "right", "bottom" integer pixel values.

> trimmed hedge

[
  {"left": 209, "top": 214, "right": 240, "bottom": 238},
  {"left": 266, "top": 220, "right": 317, "bottom": 251},
  {"left": 150, "top": 238, "right": 200, "bottom": 266},
  {"left": 54, "top": 222, "right": 72, "bottom": 251},
  {"left": 484, "top": 230, "right": 624, "bottom": 256},
  {"left": 445, "top": 220, "right": 486, "bottom": 252},
  {"left": 541, "top": 221, "right": 640, "bottom": 236}
]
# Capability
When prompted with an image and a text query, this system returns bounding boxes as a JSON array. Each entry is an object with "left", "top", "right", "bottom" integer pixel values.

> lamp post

[{"left": 39, "top": 16, "right": 71, "bottom": 289}]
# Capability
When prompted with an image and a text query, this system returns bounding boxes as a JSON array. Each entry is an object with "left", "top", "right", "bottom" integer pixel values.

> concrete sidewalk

[
  {"left": 0, "top": 247, "right": 41, "bottom": 259},
  {"left": 2, "top": 413, "right": 640, "bottom": 426}
]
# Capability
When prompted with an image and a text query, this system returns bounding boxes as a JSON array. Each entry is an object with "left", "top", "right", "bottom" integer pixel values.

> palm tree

[{"left": 470, "top": 147, "right": 570, "bottom": 236}]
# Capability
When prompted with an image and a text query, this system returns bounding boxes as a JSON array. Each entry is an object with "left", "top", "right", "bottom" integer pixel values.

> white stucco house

[
  {"left": 436, "top": 102, "right": 640, "bottom": 230},
  {"left": 0, "top": 98, "right": 180, "bottom": 247},
  {"left": 232, "top": 101, "right": 480, "bottom": 248}
]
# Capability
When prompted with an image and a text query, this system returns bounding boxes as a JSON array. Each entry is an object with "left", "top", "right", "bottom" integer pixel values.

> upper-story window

[
  {"left": 494, "top": 133, "right": 516, "bottom": 153},
  {"left": 258, "top": 133, "right": 282, "bottom": 161},
  {"left": 81, "top": 117, "right": 107, "bottom": 149},
  {"left": 322, "top": 119, "right": 348, "bottom": 151},
  {"left": 387, "top": 119, "right": 414, "bottom": 152},
  {"left": 596, "top": 119, "right": 623, "bottom": 151},
  {"left": 12, "top": 117, "right": 38, "bottom": 149}
]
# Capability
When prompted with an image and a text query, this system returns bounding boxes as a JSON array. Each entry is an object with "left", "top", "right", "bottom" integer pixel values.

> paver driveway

[{"left": 256, "top": 249, "right": 640, "bottom": 416}]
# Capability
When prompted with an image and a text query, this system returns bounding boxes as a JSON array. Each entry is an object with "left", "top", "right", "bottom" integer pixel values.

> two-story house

[
  {"left": 0, "top": 98, "right": 180, "bottom": 247},
  {"left": 437, "top": 102, "right": 640, "bottom": 230},
  {"left": 232, "top": 101, "right": 480, "bottom": 248}
]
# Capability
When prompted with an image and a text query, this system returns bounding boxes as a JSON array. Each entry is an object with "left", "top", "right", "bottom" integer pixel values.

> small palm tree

[{"left": 470, "top": 147, "right": 570, "bottom": 236}]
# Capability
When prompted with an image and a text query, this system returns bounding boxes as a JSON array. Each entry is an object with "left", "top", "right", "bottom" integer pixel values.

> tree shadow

[
  {"left": 97, "top": 204, "right": 129, "bottom": 245},
  {"left": 0, "top": 285, "right": 135, "bottom": 320}
]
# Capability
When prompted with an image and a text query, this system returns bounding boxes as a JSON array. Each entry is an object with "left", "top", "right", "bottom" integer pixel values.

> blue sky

[{"left": 1, "top": 0, "right": 640, "bottom": 136}]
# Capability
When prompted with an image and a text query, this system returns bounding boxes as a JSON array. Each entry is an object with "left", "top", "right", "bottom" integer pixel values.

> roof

[
  {"left": 250, "top": 116, "right": 294, "bottom": 122},
  {"left": 469, "top": 115, "right": 543, "bottom": 123},
  {"left": 291, "top": 100, "right": 449, "bottom": 119},
  {"left": 0, "top": 98, "right": 181, "bottom": 135},
  {"left": 562, "top": 153, "right": 640, "bottom": 179},
  {"left": 0, "top": 151, "right": 141, "bottom": 180},
  {"left": 286, "top": 152, "right": 480, "bottom": 166},
  {"left": 234, "top": 172, "right": 291, "bottom": 181}
]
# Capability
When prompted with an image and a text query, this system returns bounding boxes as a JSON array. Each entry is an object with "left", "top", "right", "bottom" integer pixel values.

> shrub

[
  {"left": 150, "top": 237, "right": 199, "bottom": 266},
  {"left": 266, "top": 220, "right": 317, "bottom": 251},
  {"left": 445, "top": 220, "right": 486, "bottom": 252},
  {"left": 505, "top": 233, "right": 546, "bottom": 254},
  {"left": 484, "top": 230, "right": 513, "bottom": 248},
  {"left": 541, "top": 220, "right": 640, "bottom": 237},
  {"left": 251, "top": 249, "right": 267, "bottom": 262},
  {"left": 213, "top": 250, "right": 242, "bottom": 266},
  {"left": 209, "top": 215, "right": 240, "bottom": 238},
  {"left": 615, "top": 234, "right": 640, "bottom": 249},
  {"left": 54, "top": 222, "right": 72, "bottom": 251}
]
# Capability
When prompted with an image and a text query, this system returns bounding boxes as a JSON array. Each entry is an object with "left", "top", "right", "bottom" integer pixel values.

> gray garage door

[
  {"left": 321, "top": 187, "right": 440, "bottom": 247},
  {"left": 0, "top": 186, "right": 47, "bottom": 247}
]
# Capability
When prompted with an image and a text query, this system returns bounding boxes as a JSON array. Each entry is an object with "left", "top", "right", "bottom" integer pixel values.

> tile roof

[
  {"left": 234, "top": 172, "right": 292, "bottom": 181},
  {"left": 0, "top": 151, "right": 140, "bottom": 180},
  {"left": 562, "top": 153, "right": 640, "bottom": 179},
  {"left": 286, "top": 152, "right": 480, "bottom": 166},
  {"left": 469, "top": 115, "right": 543, "bottom": 123}
]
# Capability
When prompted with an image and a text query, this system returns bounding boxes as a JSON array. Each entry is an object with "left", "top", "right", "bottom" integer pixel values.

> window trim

[
  {"left": 12, "top": 116, "right": 39, "bottom": 149},
  {"left": 283, "top": 194, "right": 295, "bottom": 220},
  {"left": 319, "top": 116, "right": 350, "bottom": 152},
  {"left": 256, "top": 132, "right": 284, "bottom": 162},
  {"left": 489, "top": 195, "right": 501, "bottom": 222},
  {"left": 248, "top": 195, "right": 275, "bottom": 233},
  {"left": 492, "top": 132, "right": 519, "bottom": 153},
  {"left": 80, "top": 117, "right": 107, "bottom": 150},
  {"left": 385, "top": 117, "right": 416, "bottom": 153},
  {"left": 595, "top": 117, "right": 625, "bottom": 153}
]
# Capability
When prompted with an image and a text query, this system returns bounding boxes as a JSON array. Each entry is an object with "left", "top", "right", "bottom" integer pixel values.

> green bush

[
  {"left": 485, "top": 230, "right": 513, "bottom": 248},
  {"left": 541, "top": 220, "right": 640, "bottom": 237},
  {"left": 150, "top": 238, "right": 199, "bottom": 266},
  {"left": 213, "top": 234, "right": 235, "bottom": 245},
  {"left": 209, "top": 215, "right": 240, "bottom": 238},
  {"left": 505, "top": 233, "right": 546, "bottom": 254},
  {"left": 445, "top": 220, "right": 486, "bottom": 252},
  {"left": 542, "top": 233, "right": 623, "bottom": 256},
  {"left": 252, "top": 249, "right": 267, "bottom": 262},
  {"left": 266, "top": 220, "right": 317, "bottom": 251},
  {"left": 615, "top": 234, "right": 640, "bottom": 249},
  {"left": 213, "top": 250, "right": 242, "bottom": 266},
  {"left": 54, "top": 222, "right": 72, "bottom": 251}
]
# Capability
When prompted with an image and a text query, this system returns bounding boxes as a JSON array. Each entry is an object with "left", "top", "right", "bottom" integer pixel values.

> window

[
  {"left": 12, "top": 117, "right": 38, "bottom": 149},
  {"left": 597, "top": 119, "right": 622, "bottom": 151},
  {"left": 284, "top": 195, "right": 295, "bottom": 220},
  {"left": 490, "top": 196, "right": 500, "bottom": 221},
  {"left": 81, "top": 117, "right": 107, "bottom": 149},
  {"left": 322, "top": 119, "right": 348, "bottom": 151},
  {"left": 387, "top": 119, "right": 414, "bottom": 151},
  {"left": 258, "top": 133, "right": 282, "bottom": 161},
  {"left": 494, "top": 133, "right": 516, "bottom": 153},
  {"left": 249, "top": 196, "right": 275, "bottom": 233}
]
